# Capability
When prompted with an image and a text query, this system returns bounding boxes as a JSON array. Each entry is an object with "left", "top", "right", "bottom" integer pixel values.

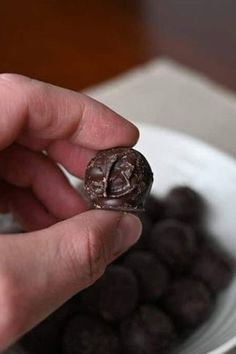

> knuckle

[
  {"left": 85, "top": 225, "right": 108, "bottom": 285},
  {"left": 59, "top": 221, "right": 109, "bottom": 288},
  {"left": 26, "top": 82, "right": 61, "bottom": 134},
  {"left": 0, "top": 73, "right": 54, "bottom": 133}
]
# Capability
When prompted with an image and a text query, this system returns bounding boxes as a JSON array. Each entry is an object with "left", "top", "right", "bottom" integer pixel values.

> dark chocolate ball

[
  {"left": 191, "top": 225, "right": 210, "bottom": 245},
  {"left": 21, "top": 299, "right": 80, "bottom": 354},
  {"left": 99, "top": 265, "right": 139, "bottom": 321},
  {"left": 164, "top": 278, "right": 211, "bottom": 330},
  {"left": 120, "top": 305, "right": 176, "bottom": 354},
  {"left": 84, "top": 147, "right": 153, "bottom": 211},
  {"left": 145, "top": 195, "right": 166, "bottom": 223},
  {"left": 21, "top": 315, "right": 63, "bottom": 354},
  {"left": 63, "top": 314, "right": 121, "bottom": 354},
  {"left": 165, "top": 186, "right": 204, "bottom": 224},
  {"left": 148, "top": 220, "right": 196, "bottom": 273},
  {"left": 132, "top": 213, "right": 153, "bottom": 250},
  {"left": 79, "top": 277, "right": 103, "bottom": 315},
  {"left": 139, "top": 213, "right": 153, "bottom": 239},
  {"left": 123, "top": 251, "right": 169, "bottom": 302},
  {"left": 191, "top": 244, "right": 233, "bottom": 294}
]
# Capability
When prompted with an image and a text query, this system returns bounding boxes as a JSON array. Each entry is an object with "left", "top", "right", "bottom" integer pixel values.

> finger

[
  {"left": 0, "top": 210, "right": 142, "bottom": 350},
  {"left": 0, "top": 180, "right": 57, "bottom": 230},
  {"left": 0, "top": 144, "right": 87, "bottom": 219},
  {"left": 0, "top": 74, "right": 139, "bottom": 151},
  {"left": 10, "top": 190, "right": 58, "bottom": 231},
  {"left": 47, "top": 140, "right": 96, "bottom": 178}
]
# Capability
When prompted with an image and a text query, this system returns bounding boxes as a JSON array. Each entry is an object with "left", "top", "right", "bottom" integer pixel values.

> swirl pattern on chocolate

[{"left": 84, "top": 148, "right": 153, "bottom": 211}]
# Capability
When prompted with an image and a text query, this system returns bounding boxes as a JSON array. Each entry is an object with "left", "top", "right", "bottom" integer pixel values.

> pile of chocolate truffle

[{"left": 20, "top": 186, "right": 234, "bottom": 354}]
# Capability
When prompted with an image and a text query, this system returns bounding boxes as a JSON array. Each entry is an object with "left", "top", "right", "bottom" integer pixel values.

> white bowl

[
  {"left": 135, "top": 123, "right": 236, "bottom": 354},
  {"left": 3, "top": 123, "right": 236, "bottom": 354}
]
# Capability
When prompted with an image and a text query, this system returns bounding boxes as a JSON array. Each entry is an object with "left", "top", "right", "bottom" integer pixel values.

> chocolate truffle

[
  {"left": 145, "top": 195, "right": 166, "bottom": 223},
  {"left": 80, "top": 277, "right": 103, "bottom": 315},
  {"left": 63, "top": 314, "right": 121, "bottom": 354},
  {"left": 21, "top": 299, "right": 80, "bottom": 354},
  {"left": 84, "top": 147, "right": 153, "bottom": 211},
  {"left": 148, "top": 220, "right": 196, "bottom": 273},
  {"left": 120, "top": 305, "right": 176, "bottom": 354},
  {"left": 21, "top": 315, "right": 63, "bottom": 354},
  {"left": 191, "top": 244, "right": 233, "bottom": 294},
  {"left": 133, "top": 213, "right": 153, "bottom": 250},
  {"left": 165, "top": 186, "right": 204, "bottom": 224},
  {"left": 99, "top": 265, "right": 139, "bottom": 321},
  {"left": 164, "top": 278, "right": 211, "bottom": 330},
  {"left": 123, "top": 251, "right": 169, "bottom": 302}
]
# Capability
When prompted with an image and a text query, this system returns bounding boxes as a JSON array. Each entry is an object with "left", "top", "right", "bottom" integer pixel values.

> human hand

[{"left": 0, "top": 74, "right": 142, "bottom": 350}]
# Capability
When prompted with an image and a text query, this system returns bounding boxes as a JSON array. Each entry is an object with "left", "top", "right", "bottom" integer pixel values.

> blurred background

[{"left": 1, "top": 0, "right": 236, "bottom": 91}]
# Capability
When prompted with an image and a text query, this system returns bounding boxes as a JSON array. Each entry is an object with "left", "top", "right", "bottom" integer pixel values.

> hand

[{"left": 0, "top": 74, "right": 142, "bottom": 350}]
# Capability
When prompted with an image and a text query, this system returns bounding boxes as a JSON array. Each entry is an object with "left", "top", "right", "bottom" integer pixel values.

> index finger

[{"left": 0, "top": 74, "right": 139, "bottom": 151}]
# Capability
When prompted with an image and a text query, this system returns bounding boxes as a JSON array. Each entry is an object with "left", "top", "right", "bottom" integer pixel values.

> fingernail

[{"left": 114, "top": 213, "right": 142, "bottom": 255}]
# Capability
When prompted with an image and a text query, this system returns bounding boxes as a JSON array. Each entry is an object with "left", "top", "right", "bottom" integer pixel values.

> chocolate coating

[
  {"left": 63, "top": 314, "right": 121, "bottom": 354},
  {"left": 165, "top": 186, "right": 204, "bottom": 224},
  {"left": 120, "top": 305, "right": 176, "bottom": 354},
  {"left": 123, "top": 251, "right": 169, "bottom": 302},
  {"left": 148, "top": 220, "right": 197, "bottom": 273},
  {"left": 164, "top": 278, "right": 211, "bottom": 330},
  {"left": 145, "top": 195, "right": 166, "bottom": 223},
  {"left": 191, "top": 244, "right": 233, "bottom": 294},
  {"left": 99, "top": 265, "right": 139, "bottom": 321},
  {"left": 21, "top": 299, "right": 80, "bottom": 354},
  {"left": 80, "top": 277, "right": 103, "bottom": 315},
  {"left": 21, "top": 314, "right": 63, "bottom": 354},
  {"left": 84, "top": 147, "right": 153, "bottom": 211},
  {"left": 132, "top": 213, "right": 153, "bottom": 250}
]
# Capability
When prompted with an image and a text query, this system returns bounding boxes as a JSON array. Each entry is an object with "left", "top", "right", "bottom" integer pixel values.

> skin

[{"left": 0, "top": 74, "right": 142, "bottom": 350}]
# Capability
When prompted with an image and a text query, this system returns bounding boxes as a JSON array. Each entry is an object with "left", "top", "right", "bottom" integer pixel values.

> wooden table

[{"left": 1, "top": 0, "right": 236, "bottom": 91}]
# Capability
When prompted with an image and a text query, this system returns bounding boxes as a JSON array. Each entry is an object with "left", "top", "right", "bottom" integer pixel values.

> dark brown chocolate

[
  {"left": 163, "top": 278, "right": 211, "bottom": 330},
  {"left": 63, "top": 314, "right": 121, "bottom": 354},
  {"left": 98, "top": 265, "right": 139, "bottom": 321},
  {"left": 191, "top": 244, "right": 233, "bottom": 294},
  {"left": 120, "top": 305, "right": 177, "bottom": 354},
  {"left": 148, "top": 220, "right": 197, "bottom": 273},
  {"left": 84, "top": 147, "right": 153, "bottom": 211},
  {"left": 165, "top": 186, "right": 205, "bottom": 225},
  {"left": 123, "top": 251, "right": 169, "bottom": 302}
]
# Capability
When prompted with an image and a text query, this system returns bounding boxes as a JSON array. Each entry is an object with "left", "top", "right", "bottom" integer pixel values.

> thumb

[{"left": 0, "top": 210, "right": 141, "bottom": 350}]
